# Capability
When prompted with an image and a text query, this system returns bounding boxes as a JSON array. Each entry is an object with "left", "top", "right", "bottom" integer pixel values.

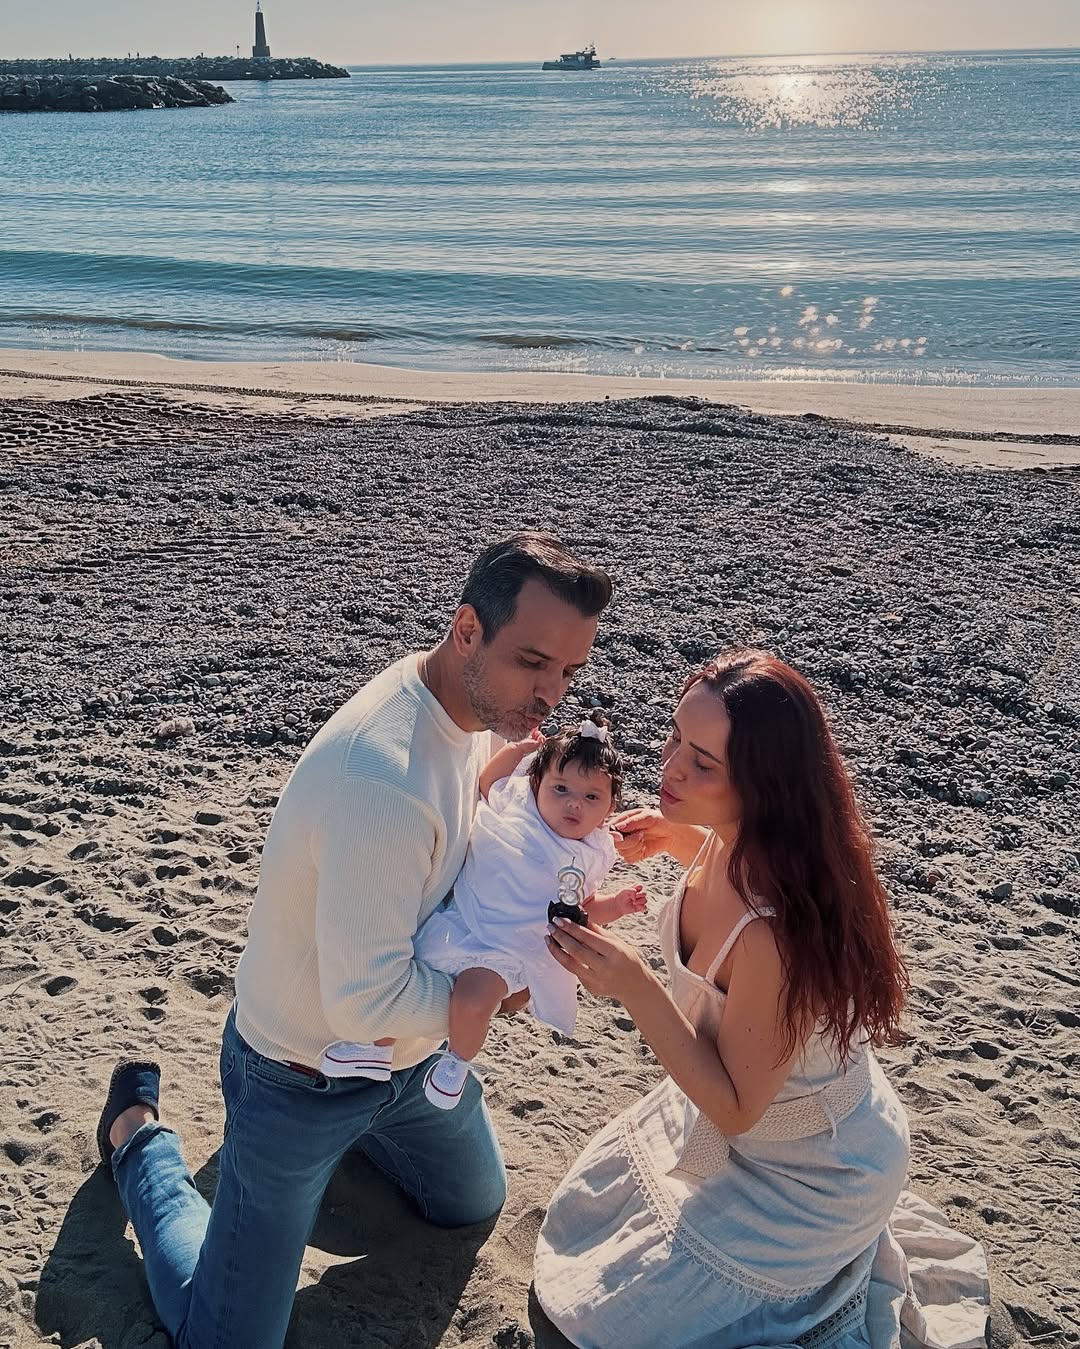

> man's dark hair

[{"left": 460, "top": 531, "right": 613, "bottom": 642}]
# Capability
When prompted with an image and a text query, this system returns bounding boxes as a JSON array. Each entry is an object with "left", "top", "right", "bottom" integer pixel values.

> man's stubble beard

[{"left": 462, "top": 648, "right": 548, "bottom": 741}]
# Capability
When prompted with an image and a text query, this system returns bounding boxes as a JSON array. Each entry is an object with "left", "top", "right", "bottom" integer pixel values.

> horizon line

[
  {"left": 4, "top": 43, "right": 1077, "bottom": 65},
  {"left": 344, "top": 43, "right": 1077, "bottom": 66}
]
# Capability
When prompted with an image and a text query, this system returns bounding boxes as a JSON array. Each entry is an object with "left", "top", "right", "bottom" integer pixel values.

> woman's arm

[
  {"left": 661, "top": 822, "right": 711, "bottom": 868},
  {"left": 547, "top": 918, "right": 800, "bottom": 1134},
  {"left": 626, "top": 920, "right": 798, "bottom": 1131},
  {"left": 479, "top": 739, "right": 538, "bottom": 800}
]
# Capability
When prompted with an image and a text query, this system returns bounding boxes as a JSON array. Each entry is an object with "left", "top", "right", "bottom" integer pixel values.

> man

[{"left": 95, "top": 531, "right": 613, "bottom": 1348}]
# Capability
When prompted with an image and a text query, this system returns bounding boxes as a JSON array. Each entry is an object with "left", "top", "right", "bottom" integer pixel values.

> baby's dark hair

[{"left": 528, "top": 710, "right": 624, "bottom": 812}]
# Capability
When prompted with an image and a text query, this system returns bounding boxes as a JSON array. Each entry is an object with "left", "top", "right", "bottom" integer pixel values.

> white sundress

[{"left": 535, "top": 862, "right": 990, "bottom": 1349}]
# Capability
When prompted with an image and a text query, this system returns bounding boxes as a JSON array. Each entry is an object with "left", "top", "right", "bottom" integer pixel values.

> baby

[{"left": 320, "top": 713, "right": 646, "bottom": 1109}]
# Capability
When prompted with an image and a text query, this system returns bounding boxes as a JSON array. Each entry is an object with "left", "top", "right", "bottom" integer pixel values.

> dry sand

[
  {"left": 0, "top": 386, "right": 1077, "bottom": 1349},
  {"left": 1, "top": 346, "right": 1079, "bottom": 471}
]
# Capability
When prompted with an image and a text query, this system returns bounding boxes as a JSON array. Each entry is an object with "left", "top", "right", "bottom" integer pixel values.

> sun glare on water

[{"left": 672, "top": 54, "right": 933, "bottom": 131}]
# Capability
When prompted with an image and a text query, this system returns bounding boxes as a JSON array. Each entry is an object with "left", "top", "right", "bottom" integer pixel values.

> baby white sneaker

[
  {"left": 423, "top": 1051, "right": 471, "bottom": 1110},
  {"left": 318, "top": 1041, "right": 393, "bottom": 1081}
]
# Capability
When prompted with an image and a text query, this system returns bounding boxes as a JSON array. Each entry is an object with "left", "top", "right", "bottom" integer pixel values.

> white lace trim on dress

[
  {"left": 621, "top": 1108, "right": 824, "bottom": 1302},
  {"left": 797, "top": 1279, "right": 870, "bottom": 1348}
]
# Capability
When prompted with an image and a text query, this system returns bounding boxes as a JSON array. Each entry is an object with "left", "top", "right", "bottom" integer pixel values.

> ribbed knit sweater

[{"left": 234, "top": 653, "right": 495, "bottom": 1071}]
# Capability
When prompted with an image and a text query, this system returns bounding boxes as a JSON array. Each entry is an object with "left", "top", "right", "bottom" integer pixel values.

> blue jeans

[{"left": 110, "top": 1006, "right": 506, "bottom": 1349}]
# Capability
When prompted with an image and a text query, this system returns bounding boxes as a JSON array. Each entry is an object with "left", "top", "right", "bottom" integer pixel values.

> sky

[{"left": 6, "top": 0, "right": 1078, "bottom": 63}]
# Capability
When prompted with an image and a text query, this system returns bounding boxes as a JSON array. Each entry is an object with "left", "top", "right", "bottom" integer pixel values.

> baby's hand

[
  {"left": 612, "top": 884, "right": 648, "bottom": 918},
  {"left": 586, "top": 885, "right": 648, "bottom": 926}
]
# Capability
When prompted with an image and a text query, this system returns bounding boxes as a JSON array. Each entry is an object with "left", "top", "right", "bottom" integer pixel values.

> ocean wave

[
  {"left": 0, "top": 309, "right": 415, "bottom": 344},
  {"left": 0, "top": 247, "right": 444, "bottom": 298},
  {"left": 470, "top": 332, "right": 614, "bottom": 350}
]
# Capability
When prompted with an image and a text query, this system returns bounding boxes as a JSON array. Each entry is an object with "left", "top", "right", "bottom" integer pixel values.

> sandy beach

[
  {"left": 2, "top": 347, "right": 1079, "bottom": 471},
  {"left": 1, "top": 371, "right": 1078, "bottom": 1349}
]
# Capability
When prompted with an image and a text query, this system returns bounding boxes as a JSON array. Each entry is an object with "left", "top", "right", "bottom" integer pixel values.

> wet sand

[{"left": 2, "top": 346, "right": 1079, "bottom": 471}]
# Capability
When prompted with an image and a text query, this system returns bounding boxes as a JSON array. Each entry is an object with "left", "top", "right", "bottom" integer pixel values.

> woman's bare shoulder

[{"left": 730, "top": 910, "right": 784, "bottom": 977}]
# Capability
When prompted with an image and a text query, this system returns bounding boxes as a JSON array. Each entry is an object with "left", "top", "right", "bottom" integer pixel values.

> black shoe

[{"left": 96, "top": 1059, "right": 161, "bottom": 1171}]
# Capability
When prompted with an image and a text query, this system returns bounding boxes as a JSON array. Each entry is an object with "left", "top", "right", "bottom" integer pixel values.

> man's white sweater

[{"left": 234, "top": 654, "right": 495, "bottom": 1071}]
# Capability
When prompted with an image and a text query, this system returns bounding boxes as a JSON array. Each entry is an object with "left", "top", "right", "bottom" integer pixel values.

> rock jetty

[
  {"left": 0, "top": 56, "right": 349, "bottom": 82},
  {"left": 0, "top": 73, "right": 234, "bottom": 113}
]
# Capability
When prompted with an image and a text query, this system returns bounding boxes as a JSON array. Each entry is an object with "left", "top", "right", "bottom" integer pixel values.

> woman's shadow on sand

[{"left": 36, "top": 1145, "right": 533, "bottom": 1348}]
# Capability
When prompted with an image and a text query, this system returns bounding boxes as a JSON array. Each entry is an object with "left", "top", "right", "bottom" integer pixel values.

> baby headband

[{"left": 577, "top": 720, "right": 609, "bottom": 743}]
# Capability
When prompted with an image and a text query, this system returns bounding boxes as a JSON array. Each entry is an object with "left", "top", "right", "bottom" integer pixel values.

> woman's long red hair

[{"left": 686, "top": 650, "right": 908, "bottom": 1061}]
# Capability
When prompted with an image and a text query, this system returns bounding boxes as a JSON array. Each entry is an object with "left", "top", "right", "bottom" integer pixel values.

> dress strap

[{"left": 703, "top": 910, "right": 772, "bottom": 984}]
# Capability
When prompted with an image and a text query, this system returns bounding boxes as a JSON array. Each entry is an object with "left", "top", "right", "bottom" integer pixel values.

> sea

[{"left": 2, "top": 49, "right": 1079, "bottom": 385}]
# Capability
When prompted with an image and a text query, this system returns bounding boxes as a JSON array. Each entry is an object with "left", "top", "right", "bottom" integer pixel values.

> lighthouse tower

[{"left": 253, "top": 3, "right": 271, "bottom": 60}]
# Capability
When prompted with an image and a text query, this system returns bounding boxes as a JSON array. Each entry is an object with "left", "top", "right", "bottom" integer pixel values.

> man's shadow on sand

[{"left": 37, "top": 1147, "right": 567, "bottom": 1348}]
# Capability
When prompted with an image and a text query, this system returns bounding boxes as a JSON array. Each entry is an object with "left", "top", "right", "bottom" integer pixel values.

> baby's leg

[
  {"left": 448, "top": 968, "right": 510, "bottom": 1060},
  {"left": 425, "top": 968, "right": 509, "bottom": 1111}
]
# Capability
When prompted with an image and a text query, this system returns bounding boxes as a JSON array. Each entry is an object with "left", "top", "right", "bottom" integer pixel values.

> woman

[{"left": 537, "top": 650, "right": 913, "bottom": 1349}]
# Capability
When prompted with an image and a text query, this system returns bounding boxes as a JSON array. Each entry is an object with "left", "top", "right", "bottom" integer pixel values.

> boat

[{"left": 542, "top": 44, "right": 600, "bottom": 71}]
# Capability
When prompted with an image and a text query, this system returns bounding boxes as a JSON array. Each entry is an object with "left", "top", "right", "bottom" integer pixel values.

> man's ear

[{"left": 451, "top": 604, "right": 485, "bottom": 657}]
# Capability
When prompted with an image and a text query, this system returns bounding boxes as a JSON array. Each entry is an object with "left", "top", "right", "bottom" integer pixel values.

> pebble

[{"left": 153, "top": 716, "right": 195, "bottom": 740}]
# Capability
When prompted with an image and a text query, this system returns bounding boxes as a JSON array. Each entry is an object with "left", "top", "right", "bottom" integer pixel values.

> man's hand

[{"left": 497, "top": 988, "right": 531, "bottom": 1016}]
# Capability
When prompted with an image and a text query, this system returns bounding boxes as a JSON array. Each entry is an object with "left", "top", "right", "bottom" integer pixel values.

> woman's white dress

[{"left": 534, "top": 863, "right": 990, "bottom": 1349}]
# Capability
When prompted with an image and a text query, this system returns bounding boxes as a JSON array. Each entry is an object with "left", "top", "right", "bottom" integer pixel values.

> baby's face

[{"left": 536, "top": 762, "right": 613, "bottom": 841}]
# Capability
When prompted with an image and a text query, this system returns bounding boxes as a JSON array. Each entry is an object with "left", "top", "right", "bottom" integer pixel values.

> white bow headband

[{"left": 577, "top": 720, "right": 609, "bottom": 743}]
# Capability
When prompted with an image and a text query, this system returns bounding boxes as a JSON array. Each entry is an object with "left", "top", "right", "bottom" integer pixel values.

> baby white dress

[{"left": 414, "top": 755, "right": 617, "bottom": 1037}]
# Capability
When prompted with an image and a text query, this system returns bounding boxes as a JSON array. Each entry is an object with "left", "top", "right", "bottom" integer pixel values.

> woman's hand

[
  {"left": 610, "top": 807, "right": 673, "bottom": 863},
  {"left": 612, "top": 809, "right": 710, "bottom": 868},
  {"left": 546, "top": 917, "right": 652, "bottom": 1004}
]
